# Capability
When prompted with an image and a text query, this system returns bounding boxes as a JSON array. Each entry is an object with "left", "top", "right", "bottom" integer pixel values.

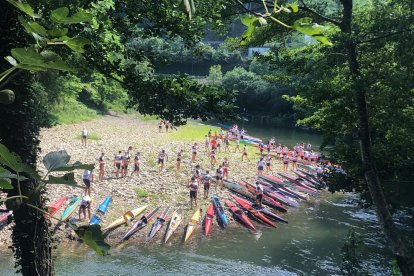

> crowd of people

[{"left": 78, "top": 123, "right": 321, "bottom": 214}]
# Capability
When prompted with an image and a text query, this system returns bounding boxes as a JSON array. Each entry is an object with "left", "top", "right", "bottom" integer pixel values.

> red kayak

[
  {"left": 232, "top": 195, "right": 276, "bottom": 228},
  {"left": 204, "top": 203, "right": 215, "bottom": 236},
  {"left": 225, "top": 201, "right": 255, "bottom": 231},
  {"left": 240, "top": 182, "right": 288, "bottom": 213},
  {"left": 47, "top": 196, "right": 67, "bottom": 217}
]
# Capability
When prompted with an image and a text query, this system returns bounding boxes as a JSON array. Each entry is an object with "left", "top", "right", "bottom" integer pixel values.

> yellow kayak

[
  {"left": 164, "top": 207, "right": 184, "bottom": 243},
  {"left": 102, "top": 205, "right": 148, "bottom": 231},
  {"left": 184, "top": 209, "right": 201, "bottom": 242}
]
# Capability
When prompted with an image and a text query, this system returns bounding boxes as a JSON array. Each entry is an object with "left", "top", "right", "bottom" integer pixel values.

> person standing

[
  {"left": 222, "top": 157, "right": 229, "bottom": 179},
  {"left": 242, "top": 145, "right": 250, "bottom": 161},
  {"left": 283, "top": 153, "right": 289, "bottom": 172},
  {"left": 202, "top": 171, "right": 211, "bottom": 199},
  {"left": 257, "top": 157, "right": 265, "bottom": 175},
  {"left": 255, "top": 181, "right": 264, "bottom": 207},
  {"left": 78, "top": 195, "right": 91, "bottom": 221},
  {"left": 158, "top": 120, "right": 163, "bottom": 133},
  {"left": 259, "top": 142, "right": 264, "bottom": 155},
  {"left": 216, "top": 165, "right": 224, "bottom": 189},
  {"left": 122, "top": 150, "right": 130, "bottom": 177},
  {"left": 187, "top": 176, "right": 199, "bottom": 208},
  {"left": 210, "top": 148, "right": 217, "bottom": 168},
  {"left": 82, "top": 169, "right": 93, "bottom": 196},
  {"left": 265, "top": 154, "right": 272, "bottom": 174},
  {"left": 114, "top": 151, "right": 122, "bottom": 178},
  {"left": 132, "top": 152, "right": 141, "bottom": 176},
  {"left": 291, "top": 151, "right": 298, "bottom": 171},
  {"left": 224, "top": 136, "right": 230, "bottom": 152},
  {"left": 98, "top": 152, "right": 105, "bottom": 182},
  {"left": 191, "top": 143, "right": 198, "bottom": 163},
  {"left": 158, "top": 149, "right": 168, "bottom": 172},
  {"left": 234, "top": 137, "right": 240, "bottom": 152},
  {"left": 176, "top": 149, "right": 183, "bottom": 172},
  {"left": 216, "top": 136, "right": 222, "bottom": 153},
  {"left": 165, "top": 120, "right": 170, "bottom": 133},
  {"left": 204, "top": 135, "right": 210, "bottom": 152},
  {"left": 81, "top": 128, "right": 88, "bottom": 146}
]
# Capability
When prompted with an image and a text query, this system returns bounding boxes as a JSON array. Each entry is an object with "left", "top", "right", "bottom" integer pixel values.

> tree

[
  {"left": 228, "top": 0, "right": 414, "bottom": 274},
  {"left": 208, "top": 64, "right": 223, "bottom": 85},
  {"left": 0, "top": 0, "right": 236, "bottom": 275}
]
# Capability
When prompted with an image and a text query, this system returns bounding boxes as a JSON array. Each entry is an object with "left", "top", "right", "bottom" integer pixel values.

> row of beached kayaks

[{"left": 43, "top": 167, "right": 323, "bottom": 244}]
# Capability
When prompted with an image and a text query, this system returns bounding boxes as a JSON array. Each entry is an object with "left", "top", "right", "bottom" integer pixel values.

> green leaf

[
  {"left": 65, "top": 37, "right": 90, "bottom": 53},
  {"left": 0, "top": 167, "right": 27, "bottom": 181},
  {"left": 43, "top": 150, "right": 94, "bottom": 172},
  {"left": 11, "top": 47, "right": 75, "bottom": 72},
  {"left": 50, "top": 7, "right": 93, "bottom": 24},
  {"left": 0, "top": 178, "right": 13, "bottom": 189},
  {"left": 47, "top": 27, "right": 68, "bottom": 38},
  {"left": 293, "top": 17, "right": 332, "bottom": 46},
  {"left": 5, "top": 56, "right": 17, "bottom": 66},
  {"left": 43, "top": 150, "right": 70, "bottom": 171},
  {"left": 44, "top": 172, "right": 84, "bottom": 188},
  {"left": 5, "top": 0, "right": 39, "bottom": 18},
  {"left": 286, "top": 1, "right": 299, "bottom": 13},
  {"left": 0, "top": 144, "right": 26, "bottom": 173},
  {"left": 18, "top": 16, "right": 47, "bottom": 36},
  {"left": 240, "top": 15, "right": 259, "bottom": 46},
  {"left": 74, "top": 224, "right": 110, "bottom": 255}
]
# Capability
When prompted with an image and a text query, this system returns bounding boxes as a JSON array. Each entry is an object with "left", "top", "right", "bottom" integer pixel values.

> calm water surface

[{"left": 1, "top": 125, "right": 412, "bottom": 275}]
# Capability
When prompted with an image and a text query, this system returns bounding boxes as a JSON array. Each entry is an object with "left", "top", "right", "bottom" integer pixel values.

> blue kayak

[
  {"left": 90, "top": 196, "right": 112, "bottom": 225},
  {"left": 211, "top": 194, "right": 228, "bottom": 228},
  {"left": 218, "top": 123, "right": 230, "bottom": 130}
]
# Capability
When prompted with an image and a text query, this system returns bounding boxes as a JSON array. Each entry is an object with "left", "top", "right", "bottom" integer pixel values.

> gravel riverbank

[{"left": 1, "top": 114, "right": 289, "bottom": 248}]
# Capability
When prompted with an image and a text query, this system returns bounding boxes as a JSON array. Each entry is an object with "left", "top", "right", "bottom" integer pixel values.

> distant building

[{"left": 247, "top": 47, "right": 270, "bottom": 57}]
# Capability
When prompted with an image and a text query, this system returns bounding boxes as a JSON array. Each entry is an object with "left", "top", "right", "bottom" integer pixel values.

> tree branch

[
  {"left": 357, "top": 28, "right": 414, "bottom": 44},
  {"left": 299, "top": 0, "right": 341, "bottom": 26}
]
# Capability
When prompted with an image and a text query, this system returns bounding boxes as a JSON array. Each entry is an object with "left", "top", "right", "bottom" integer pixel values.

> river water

[{"left": 0, "top": 125, "right": 412, "bottom": 275}]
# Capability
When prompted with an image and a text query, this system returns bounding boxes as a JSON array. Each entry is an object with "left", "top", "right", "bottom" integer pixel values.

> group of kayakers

[{"left": 78, "top": 123, "right": 320, "bottom": 213}]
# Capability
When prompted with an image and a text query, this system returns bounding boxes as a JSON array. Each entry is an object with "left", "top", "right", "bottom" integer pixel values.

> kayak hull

[
  {"left": 102, "top": 205, "right": 148, "bottom": 231},
  {"left": 61, "top": 196, "right": 81, "bottom": 221},
  {"left": 204, "top": 204, "right": 215, "bottom": 236},
  {"left": 164, "top": 207, "right": 184, "bottom": 243},
  {"left": 184, "top": 209, "right": 201, "bottom": 242}
]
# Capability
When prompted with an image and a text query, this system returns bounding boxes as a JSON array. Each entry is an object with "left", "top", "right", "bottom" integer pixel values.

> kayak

[
  {"left": 0, "top": 211, "right": 12, "bottom": 224},
  {"left": 211, "top": 194, "right": 228, "bottom": 228},
  {"left": 204, "top": 203, "right": 215, "bottom": 236},
  {"left": 223, "top": 180, "right": 251, "bottom": 197},
  {"left": 218, "top": 123, "right": 231, "bottom": 130},
  {"left": 61, "top": 196, "right": 81, "bottom": 221},
  {"left": 225, "top": 200, "right": 255, "bottom": 231},
  {"left": 146, "top": 206, "right": 170, "bottom": 243},
  {"left": 164, "top": 207, "right": 184, "bottom": 243},
  {"left": 184, "top": 208, "right": 201, "bottom": 242},
  {"left": 90, "top": 196, "right": 112, "bottom": 225},
  {"left": 244, "top": 180, "right": 299, "bottom": 208},
  {"left": 258, "top": 206, "right": 289, "bottom": 224},
  {"left": 47, "top": 196, "right": 67, "bottom": 217},
  {"left": 122, "top": 206, "right": 160, "bottom": 241},
  {"left": 102, "top": 205, "right": 148, "bottom": 231},
  {"left": 232, "top": 195, "right": 276, "bottom": 228},
  {"left": 240, "top": 182, "right": 289, "bottom": 212}
]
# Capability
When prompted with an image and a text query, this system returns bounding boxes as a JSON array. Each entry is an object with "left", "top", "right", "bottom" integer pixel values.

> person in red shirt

[{"left": 210, "top": 138, "right": 217, "bottom": 150}]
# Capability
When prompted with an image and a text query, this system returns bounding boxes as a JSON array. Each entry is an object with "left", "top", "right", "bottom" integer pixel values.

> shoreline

[{"left": 0, "top": 114, "right": 303, "bottom": 251}]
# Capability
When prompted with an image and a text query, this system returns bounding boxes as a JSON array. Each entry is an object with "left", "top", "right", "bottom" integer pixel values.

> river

[{"left": 0, "top": 125, "right": 412, "bottom": 275}]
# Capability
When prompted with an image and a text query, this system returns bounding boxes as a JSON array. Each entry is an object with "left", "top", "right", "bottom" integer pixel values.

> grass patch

[
  {"left": 134, "top": 188, "right": 149, "bottom": 198},
  {"left": 75, "top": 133, "right": 101, "bottom": 140},
  {"left": 51, "top": 100, "right": 100, "bottom": 125},
  {"left": 137, "top": 114, "right": 158, "bottom": 121},
  {"left": 168, "top": 123, "right": 221, "bottom": 141}
]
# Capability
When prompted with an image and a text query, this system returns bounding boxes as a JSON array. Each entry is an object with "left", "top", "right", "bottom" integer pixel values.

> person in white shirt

[
  {"left": 81, "top": 128, "right": 88, "bottom": 146},
  {"left": 78, "top": 195, "right": 91, "bottom": 221},
  {"left": 82, "top": 169, "right": 93, "bottom": 196}
]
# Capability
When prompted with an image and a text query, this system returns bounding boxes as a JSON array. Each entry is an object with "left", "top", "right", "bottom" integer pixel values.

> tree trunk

[
  {"left": 0, "top": 5, "right": 54, "bottom": 276},
  {"left": 340, "top": 0, "right": 414, "bottom": 274}
]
